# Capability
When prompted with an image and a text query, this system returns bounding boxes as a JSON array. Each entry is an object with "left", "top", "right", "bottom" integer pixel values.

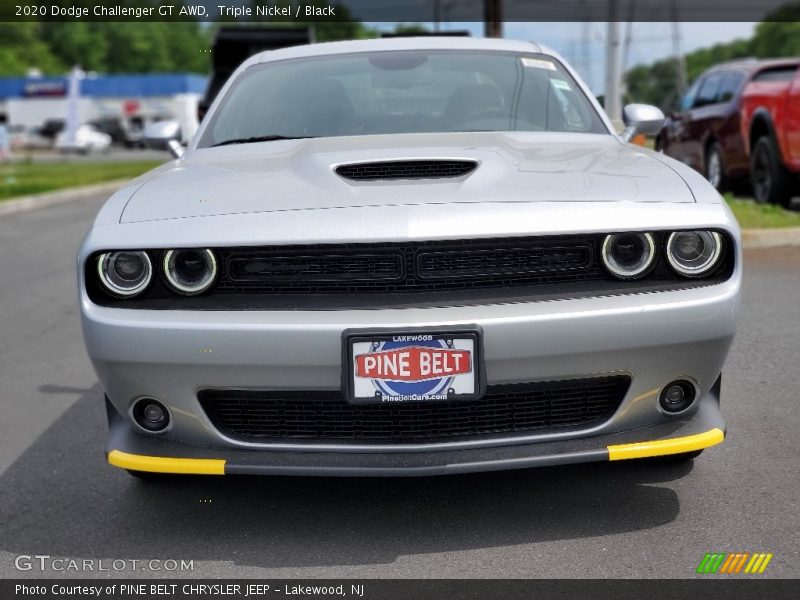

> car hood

[{"left": 120, "top": 132, "right": 694, "bottom": 223}]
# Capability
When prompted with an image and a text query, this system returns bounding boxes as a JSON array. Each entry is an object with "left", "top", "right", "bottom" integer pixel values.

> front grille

[
  {"left": 198, "top": 376, "right": 630, "bottom": 444},
  {"left": 215, "top": 236, "right": 603, "bottom": 295},
  {"left": 85, "top": 232, "right": 734, "bottom": 310},
  {"left": 335, "top": 160, "right": 477, "bottom": 181},
  {"left": 227, "top": 252, "right": 403, "bottom": 283},
  {"left": 416, "top": 246, "right": 592, "bottom": 280}
]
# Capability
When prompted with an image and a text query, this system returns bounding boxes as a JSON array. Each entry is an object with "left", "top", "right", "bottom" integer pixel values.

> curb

[
  {"left": 0, "top": 179, "right": 129, "bottom": 218},
  {"left": 741, "top": 226, "right": 800, "bottom": 249},
  {"left": 2, "top": 181, "right": 800, "bottom": 249}
]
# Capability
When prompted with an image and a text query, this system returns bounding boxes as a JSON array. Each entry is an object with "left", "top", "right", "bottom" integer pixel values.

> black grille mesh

[
  {"left": 227, "top": 253, "right": 403, "bottom": 283},
  {"left": 216, "top": 236, "right": 602, "bottom": 294},
  {"left": 198, "top": 376, "right": 630, "bottom": 444},
  {"left": 336, "top": 160, "right": 477, "bottom": 181},
  {"left": 417, "top": 246, "right": 591, "bottom": 279}
]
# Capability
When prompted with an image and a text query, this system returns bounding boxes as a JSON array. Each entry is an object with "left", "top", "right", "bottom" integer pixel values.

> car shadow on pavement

[{"left": 1, "top": 385, "right": 693, "bottom": 570}]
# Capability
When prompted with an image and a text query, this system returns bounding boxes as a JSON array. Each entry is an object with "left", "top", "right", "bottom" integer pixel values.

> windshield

[{"left": 198, "top": 50, "right": 608, "bottom": 147}]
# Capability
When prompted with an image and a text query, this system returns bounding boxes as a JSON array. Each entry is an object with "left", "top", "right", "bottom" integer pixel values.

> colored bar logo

[{"left": 696, "top": 552, "right": 773, "bottom": 574}]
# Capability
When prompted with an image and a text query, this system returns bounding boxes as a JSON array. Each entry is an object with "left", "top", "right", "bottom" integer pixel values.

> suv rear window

[{"left": 751, "top": 67, "right": 798, "bottom": 83}]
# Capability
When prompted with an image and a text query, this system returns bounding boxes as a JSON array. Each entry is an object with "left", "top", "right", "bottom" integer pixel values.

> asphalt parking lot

[{"left": 0, "top": 192, "right": 798, "bottom": 579}]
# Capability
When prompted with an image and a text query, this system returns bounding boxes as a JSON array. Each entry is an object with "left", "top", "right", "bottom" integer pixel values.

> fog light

[
  {"left": 132, "top": 398, "right": 170, "bottom": 432},
  {"left": 659, "top": 380, "right": 696, "bottom": 414}
]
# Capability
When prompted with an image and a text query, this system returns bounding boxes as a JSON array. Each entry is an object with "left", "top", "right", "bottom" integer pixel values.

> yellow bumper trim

[
  {"left": 607, "top": 427, "right": 724, "bottom": 461},
  {"left": 108, "top": 450, "right": 226, "bottom": 475}
]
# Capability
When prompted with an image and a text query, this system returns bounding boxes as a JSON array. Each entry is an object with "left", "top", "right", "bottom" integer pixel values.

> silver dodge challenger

[{"left": 78, "top": 37, "right": 740, "bottom": 478}]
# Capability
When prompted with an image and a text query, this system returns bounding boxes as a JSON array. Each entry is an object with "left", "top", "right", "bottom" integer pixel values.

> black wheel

[
  {"left": 705, "top": 142, "right": 728, "bottom": 192},
  {"left": 751, "top": 136, "right": 792, "bottom": 207}
]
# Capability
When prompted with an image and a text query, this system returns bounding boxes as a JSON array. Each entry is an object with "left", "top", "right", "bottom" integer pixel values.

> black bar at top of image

[
  {"left": 3, "top": 579, "right": 800, "bottom": 600},
  {"left": 2, "top": 0, "right": 800, "bottom": 23}
]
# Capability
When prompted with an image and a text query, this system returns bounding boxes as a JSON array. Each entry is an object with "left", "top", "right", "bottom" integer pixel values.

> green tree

[
  {"left": 0, "top": 21, "right": 211, "bottom": 75},
  {"left": 750, "top": 21, "right": 800, "bottom": 57},
  {"left": 391, "top": 24, "right": 431, "bottom": 35},
  {"left": 39, "top": 22, "right": 110, "bottom": 71},
  {"left": 0, "top": 23, "right": 63, "bottom": 75},
  {"left": 625, "top": 60, "right": 681, "bottom": 112}
]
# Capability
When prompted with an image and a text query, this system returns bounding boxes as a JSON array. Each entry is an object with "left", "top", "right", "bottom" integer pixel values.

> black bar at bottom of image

[{"left": 3, "top": 579, "right": 799, "bottom": 600}]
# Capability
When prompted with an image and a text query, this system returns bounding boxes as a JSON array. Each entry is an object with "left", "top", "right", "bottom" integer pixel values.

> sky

[{"left": 372, "top": 21, "right": 758, "bottom": 93}]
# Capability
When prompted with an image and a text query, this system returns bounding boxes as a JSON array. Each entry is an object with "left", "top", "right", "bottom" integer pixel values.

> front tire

[
  {"left": 751, "top": 136, "right": 792, "bottom": 207},
  {"left": 705, "top": 143, "right": 728, "bottom": 192}
]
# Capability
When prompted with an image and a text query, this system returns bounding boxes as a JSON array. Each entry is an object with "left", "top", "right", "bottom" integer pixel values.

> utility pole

[
  {"left": 580, "top": 20, "right": 593, "bottom": 91},
  {"left": 604, "top": 0, "right": 622, "bottom": 128},
  {"left": 484, "top": 0, "right": 502, "bottom": 38},
  {"left": 669, "top": 0, "right": 687, "bottom": 95}
]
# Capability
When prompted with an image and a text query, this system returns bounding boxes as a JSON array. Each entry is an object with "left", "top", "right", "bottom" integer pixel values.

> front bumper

[
  {"left": 106, "top": 391, "right": 725, "bottom": 476},
  {"left": 79, "top": 193, "right": 742, "bottom": 476},
  {"left": 81, "top": 238, "right": 741, "bottom": 475},
  {"left": 83, "top": 275, "right": 738, "bottom": 475}
]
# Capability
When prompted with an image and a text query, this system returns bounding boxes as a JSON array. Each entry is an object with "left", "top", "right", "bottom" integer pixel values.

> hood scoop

[{"left": 335, "top": 159, "right": 478, "bottom": 182}]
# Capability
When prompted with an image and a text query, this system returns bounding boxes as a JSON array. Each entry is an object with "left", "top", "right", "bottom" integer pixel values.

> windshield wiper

[{"left": 211, "top": 135, "right": 315, "bottom": 147}]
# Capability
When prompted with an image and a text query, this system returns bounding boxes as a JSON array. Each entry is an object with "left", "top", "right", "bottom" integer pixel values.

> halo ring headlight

[
  {"left": 97, "top": 251, "right": 152, "bottom": 297},
  {"left": 601, "top": 232, "right": 656, "bottom": 279},
  {"left": 666, "top": 231, "right": 722, "bottom": 277},
  {"left": 163, "top": 248, "right": 217, "bottom": 295}
]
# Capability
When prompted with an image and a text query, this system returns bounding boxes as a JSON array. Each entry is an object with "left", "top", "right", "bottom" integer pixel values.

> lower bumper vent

[{"left": 198, "top": 376, "right": 630, "bottom": 444}]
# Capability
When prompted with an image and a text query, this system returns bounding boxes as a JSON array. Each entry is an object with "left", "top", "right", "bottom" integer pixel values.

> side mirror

[
  {"left": 621, "top": 104, "right": 665, "bottom": 142},
  {"left": 143, "top": 120, "right": 184, "bottom": 159}
]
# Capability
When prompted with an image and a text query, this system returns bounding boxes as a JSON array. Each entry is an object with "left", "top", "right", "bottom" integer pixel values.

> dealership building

[{"left": 0, "top": 73, "right": 207, "bottom": 144}]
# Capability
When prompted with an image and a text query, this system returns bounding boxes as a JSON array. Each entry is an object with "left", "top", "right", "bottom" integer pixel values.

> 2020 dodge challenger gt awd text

[{"left": 78, "top": 38, "right": 740, "bottom": 478}]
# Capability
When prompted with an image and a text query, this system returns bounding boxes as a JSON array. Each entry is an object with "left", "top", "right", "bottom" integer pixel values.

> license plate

[{"left": 343, "top": 327, "right": 483, "bottom": 404}]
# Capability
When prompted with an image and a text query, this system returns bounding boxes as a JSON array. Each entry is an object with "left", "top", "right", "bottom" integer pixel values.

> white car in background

[{"left": 56, "top": 124, "right": 112, "bottom": 154}]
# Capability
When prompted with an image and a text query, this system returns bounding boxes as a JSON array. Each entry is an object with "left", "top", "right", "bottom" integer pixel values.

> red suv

[
  {"left": 656, "top": 60, "right": 799, "bottom": 196},
  {"left": 741, "top": 60, "right": 800, "bottom": 206}
]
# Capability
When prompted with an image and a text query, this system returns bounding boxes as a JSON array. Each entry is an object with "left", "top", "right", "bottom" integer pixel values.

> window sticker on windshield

[
  {"left": 521, "top": 57, "right": 556, "bottom": 71},
  {"left": 550, "top": 79, "right": 572, "bottom": 91}
]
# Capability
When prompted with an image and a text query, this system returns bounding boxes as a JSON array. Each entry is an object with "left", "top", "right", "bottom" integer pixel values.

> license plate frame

[{"left": 343, "top": 326, "right": 484, "bottom": 405}]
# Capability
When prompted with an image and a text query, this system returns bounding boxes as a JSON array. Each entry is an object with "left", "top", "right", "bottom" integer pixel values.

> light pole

[
  {"left": 484, "top": 0, "right": 502, "bottom": 38},
  {"left": 604, "top": 1, "right": 623, "bottom": 128}
]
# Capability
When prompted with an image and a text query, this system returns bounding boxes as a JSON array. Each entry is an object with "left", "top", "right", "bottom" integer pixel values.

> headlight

[
  {"left": 600, "top": 232, "right": 656, "bottom": 279},
  {"left": 97, "top": 251, "right": 152, "bottom": 297},
  {"left": 666, "top": 231, "right": 722, "bottom": 277},
  {"left": 163, "top": 249, "right": 217, "bottom": 295}
]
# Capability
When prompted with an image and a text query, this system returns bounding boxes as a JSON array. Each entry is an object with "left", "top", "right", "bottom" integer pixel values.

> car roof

[
  {"left": 241, "top": 36, "right": 546, "bottom": 68},
  {"left": 706, "top": 57, "right": 800, "bottom": 76}
]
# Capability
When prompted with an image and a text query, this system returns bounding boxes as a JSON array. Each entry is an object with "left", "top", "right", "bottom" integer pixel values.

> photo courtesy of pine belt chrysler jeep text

[{"left": 78, "top": 37, "right": 740, "bottom": 478}]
